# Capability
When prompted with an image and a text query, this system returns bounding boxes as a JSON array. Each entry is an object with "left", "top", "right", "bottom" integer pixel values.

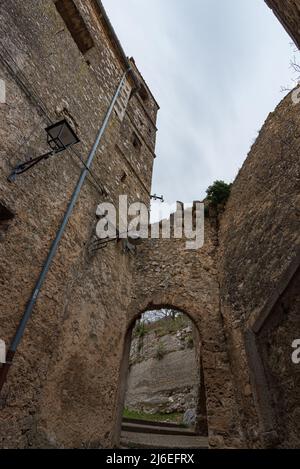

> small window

[
  {"left": 120, "top": 171, "right": 127, "bottom": 183},
  {"left": 138, "top": 84, "right": 149, "bottom": 103},
  {"left": 0, "top": 203, "right": 14, "bottom": 241},
  {"left": 115, "top": 80, "right": 131, "bottom": 122},
  {"left": 55, "top": 0, "right": 94, "bottom": 55},
  {"left": 132, "top": 132, "right": 142, "bottom": 152}
]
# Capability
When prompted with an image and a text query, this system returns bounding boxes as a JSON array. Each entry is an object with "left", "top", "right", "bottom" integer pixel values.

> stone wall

[
  {"left": 1, "top": 0, "right": 299, "bottom": 450},
  {"left": 258, "top": 266, "right": 300, "bottom": 448},
  {"left": 125, "top": 320, "right": 198, "bottom": 415},
  {"left": 0, "top": 0, "right": 238, "bottom": 450},
  {"left": 265, "top": 0, "right": 300, "bottom": 48},
  {"left": 116, "top": 213, "right": 244, "bottom": 449},
  {"left": 218, "top": 91, "right": 300, "bottom": 447}
]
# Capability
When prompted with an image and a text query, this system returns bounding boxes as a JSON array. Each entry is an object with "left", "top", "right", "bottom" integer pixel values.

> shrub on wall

[{"left": 206, "top": 180, "right": 232, "bottom": 207}]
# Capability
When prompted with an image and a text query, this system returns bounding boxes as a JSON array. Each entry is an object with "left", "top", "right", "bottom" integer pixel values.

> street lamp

[
  {"left": 45, "top": 119, "right": 80, "bottom": 151},
  {"left": 8, "top": 119, "right": 80, "bottom": 182}
]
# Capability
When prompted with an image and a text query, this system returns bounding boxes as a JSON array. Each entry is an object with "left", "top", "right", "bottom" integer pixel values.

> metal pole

[{"left": 0, "top": 69, "right": 130, "bottom": 393}]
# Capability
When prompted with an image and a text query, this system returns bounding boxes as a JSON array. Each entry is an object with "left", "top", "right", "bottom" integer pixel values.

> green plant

[
  {"left": 186, "top": 335, "right": 194, "bottom": 349},
  {"left": 155, "top": 343, "right": 166, "bottom": 360},
  {"left": 134, "top": 321, "right": 146, "bottom": 338},
  {"left": 206, "top": 180, "right": 232, "bottom": 207},
  {"left": 155, "top": 313, "right": 189, "bottom": 337}
]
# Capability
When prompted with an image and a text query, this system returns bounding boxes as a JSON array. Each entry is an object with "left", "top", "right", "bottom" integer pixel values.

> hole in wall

[
  {"left": 138, "top": 84, "right": 149, "bottom": 103},
  {"left": 0, "top": 202, "right": 15, "bottom": 241},
  {"left": 120, "top": 171, "right": 127, "bottom": 183},
  {"left": 132, "top": 132, "right": 142, "bottom": 152},
  {"left": 55, "top": 0, "right": 94, "bottom": 55}
]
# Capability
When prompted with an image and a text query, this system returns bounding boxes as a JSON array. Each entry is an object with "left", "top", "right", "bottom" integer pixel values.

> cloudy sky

[{"left": 103, "top": 0, "right": 295, "bottom": 208}]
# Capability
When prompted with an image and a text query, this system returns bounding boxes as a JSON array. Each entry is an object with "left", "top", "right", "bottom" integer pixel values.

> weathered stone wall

[
  {"left": 265, "top": 0, "right": 300, "bottom": 48},
  {"left": 258, "top": 266, "right": 300, "bottom": 448},
  {"left": 219, "top": 93, "right": 299, "bottom": 325},
  {"left": 1, "top": 0, "right": 299, "bottom": 451},
  {"left": 218, "top": 91, "right": 300, "bottom": 447},
  {"left": 0, "top": 0, "right": 158, "bottom": 449},
  {"left": 125, "top": 322, "right": 198, "bottom": 415},
  {"left": 1, "top": 0, "right": 237, "bottom": 450},
  {"left": 116, "top": 214, "right": 244, "bottom": 448}
]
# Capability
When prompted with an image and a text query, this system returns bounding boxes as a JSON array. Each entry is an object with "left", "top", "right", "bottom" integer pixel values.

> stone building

[
  {"left": 0, "top": 0, "right": 299, "bottom": 449},
  {"left": 0, "top": 0, "right": 159, "bottom": 449},
  {"left": 265, "top": 0, "right": 300, "bottom": 48}
]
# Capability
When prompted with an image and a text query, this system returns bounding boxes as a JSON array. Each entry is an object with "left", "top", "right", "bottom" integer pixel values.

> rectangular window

[
  {"left": 115, "top": 79, "right": 132, "bottom": 122},
  {"left": 55, "top": 0, "right": 94, "bottom": 55}
]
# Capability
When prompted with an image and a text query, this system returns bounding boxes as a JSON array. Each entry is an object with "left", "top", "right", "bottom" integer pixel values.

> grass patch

[
  {"left": 123, "top": 408, "right": 183, "bottom": 424},
  {"left": 155, "top": 314, "right": 189, "bottom": 337}
]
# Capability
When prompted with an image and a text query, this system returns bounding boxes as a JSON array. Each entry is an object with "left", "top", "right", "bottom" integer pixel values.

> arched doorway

[{"left": 116, "top": 308, "right": 208, "bottom": 448}]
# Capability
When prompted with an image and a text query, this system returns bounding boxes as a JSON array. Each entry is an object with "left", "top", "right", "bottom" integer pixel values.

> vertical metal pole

[{"left": 0, "top": 70, "right": 130, "bottom": 393}]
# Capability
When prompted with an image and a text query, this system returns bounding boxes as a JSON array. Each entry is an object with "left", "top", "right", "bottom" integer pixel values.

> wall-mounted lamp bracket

[
  {"left": 8, "top": 150, "right": 55, "bottom": 182},
  {"left": 151, "top": 194, "right": 164, "bottom": 203}
]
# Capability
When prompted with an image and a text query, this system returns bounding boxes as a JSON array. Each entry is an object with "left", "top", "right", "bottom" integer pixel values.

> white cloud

[{"left": 102, "top": 0, "right": 294, "bottom": 205}]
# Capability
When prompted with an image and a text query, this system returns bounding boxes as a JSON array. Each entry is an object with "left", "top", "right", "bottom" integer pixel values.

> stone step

[
  {"left": 121, "top": 431, "right": 209, "bottom": 449},
  {"left": 123, "top": 417, "right": 186, "bottom": 429},
  {"left": 122, "top": 421, "right": 198, "bottom": 437}
]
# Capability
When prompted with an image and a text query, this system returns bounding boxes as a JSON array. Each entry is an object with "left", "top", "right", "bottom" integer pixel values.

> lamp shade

[{"left": 45, "top": 119, "right": 80, "bottom": 152}]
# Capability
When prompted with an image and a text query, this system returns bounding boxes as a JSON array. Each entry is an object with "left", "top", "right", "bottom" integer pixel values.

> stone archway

[
  {"left": 115, "top": 306, "right": 208, "bottom": 448},
  {"left": 28, "top": 209, "right": 245, "bottom": 449},
  {"left": 114, "top": 294, "right": 242, "bottom": 448},
  {"left": 112, "top": 214, "right": 244, "bottom": 448},
  {"left": 114, "top": 305, "right": 208, "bottom": 448}
]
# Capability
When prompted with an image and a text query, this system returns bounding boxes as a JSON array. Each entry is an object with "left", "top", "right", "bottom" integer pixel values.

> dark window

[
  {"left": 120, "top": 171, "right": 127, "bottom": 183},
  {"left": 138, "top": 84, "right": 149, "bottom": 103},
  {"left": 132, "top": 132, "right": 142, "bottom": 152},
  {"left": 0, "top": 203, "right": 14, "bottom": 241},
  {"left": 55, "top": 0, "right": 94, "bottom": 55}
]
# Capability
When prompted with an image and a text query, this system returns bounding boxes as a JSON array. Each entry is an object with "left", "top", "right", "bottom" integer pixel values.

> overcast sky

[{"left": 102, "top": 0, "right": 295, "bottom": 208}]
